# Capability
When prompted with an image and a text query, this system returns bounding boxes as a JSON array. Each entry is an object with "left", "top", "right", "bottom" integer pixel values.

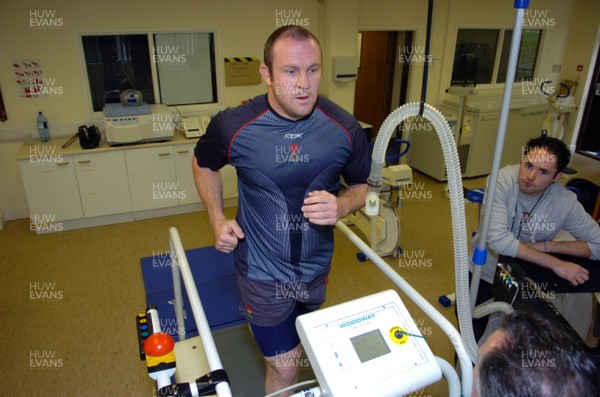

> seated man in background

[
  {"left": 473, "top": 310, "right": 600, "bottom": 397},
  {"left": 470, "top": 136, "right": 600, "bottom": 341}
]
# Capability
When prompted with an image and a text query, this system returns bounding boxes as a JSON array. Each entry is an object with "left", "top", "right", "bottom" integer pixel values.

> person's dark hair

[
  {"left": 263, "top": 25, "right": 321, "bottom": 73},
  {"left": 476, "top": 311, "right": 600, "bottom": 397},
  {"left": 523, "top": 136, "right": 571, "bottom": 174}
]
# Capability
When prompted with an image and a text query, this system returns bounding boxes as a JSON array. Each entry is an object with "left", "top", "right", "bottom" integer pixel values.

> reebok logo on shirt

[{"left": 284, "top": 133, "right": 303, "bottom": 138}]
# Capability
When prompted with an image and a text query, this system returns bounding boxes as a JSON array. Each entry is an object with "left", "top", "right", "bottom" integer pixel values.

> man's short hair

[
  {"left": 523, "top": 136, "right": 571, "bottom": 174},
  {"left": 263, "top": 25, "right": 321, "bottom": 73},
  {"left": 476, "top": 311, "right": 599, "bottom": 397}
]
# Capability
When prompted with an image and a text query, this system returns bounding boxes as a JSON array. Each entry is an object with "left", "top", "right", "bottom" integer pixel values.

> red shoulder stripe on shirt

[
  {"left": 227, "top": 109, "right": 270, "bottom": 163},
  {"left": 315, "top": 106, "right": 353, "bottom": 146}
]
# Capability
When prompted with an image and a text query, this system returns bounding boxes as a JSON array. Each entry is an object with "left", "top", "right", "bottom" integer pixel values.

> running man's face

[
  {"left": 518, "top": 147, "right": 562, "bottom": 196},
  {"left": 260, "top": 36, "right": 322, "bottom": 120}
]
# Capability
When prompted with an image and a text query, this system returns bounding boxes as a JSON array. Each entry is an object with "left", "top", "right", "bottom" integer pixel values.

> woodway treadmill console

[{"left": 296, "top": 290, "right": 442, "bottom": 397}]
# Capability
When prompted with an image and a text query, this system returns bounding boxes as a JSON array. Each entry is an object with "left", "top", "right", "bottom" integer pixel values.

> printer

[{"left": 104, "top": 103, "right": 175, "bottom": 146}]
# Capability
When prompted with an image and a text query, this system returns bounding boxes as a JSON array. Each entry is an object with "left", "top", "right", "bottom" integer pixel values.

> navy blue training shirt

[{"left": 194, "top": 94, "right": 371, "bottom": 283}]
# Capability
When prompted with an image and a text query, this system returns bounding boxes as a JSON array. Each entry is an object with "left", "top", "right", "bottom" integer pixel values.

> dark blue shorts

[
  {"left": 238, "top": 272, "right": 329, "bottom": 357},
  {"left": 238, "top": 272, "right": 328, "bottom": 327},
  {"left": 249, "top": 303, "right": 312, "bottom": 357}
]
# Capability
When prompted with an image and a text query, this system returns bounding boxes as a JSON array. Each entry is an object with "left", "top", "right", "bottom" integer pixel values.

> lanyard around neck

[{"left": 513, "top": 188, "right": 547, "bottom": 239}]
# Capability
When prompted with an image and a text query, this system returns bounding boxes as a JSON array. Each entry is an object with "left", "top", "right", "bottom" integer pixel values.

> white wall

[
  {"left": 0, "top": 0, "right": 323, "bottom": 220},
  {"left": 358, "top": 0, "right": 598, "bottom": 102},
  {"left": 1, "top": 0, "right": 598, "bottom": 221},
  {"left": 561, "top": 0, "right": 600, "bottom": 148},
  {"left": 0, "top": 0, "right": 323, "bottom": 130},
  {"left": 320, "top": 0, "right": 359, "bottom": 112}
]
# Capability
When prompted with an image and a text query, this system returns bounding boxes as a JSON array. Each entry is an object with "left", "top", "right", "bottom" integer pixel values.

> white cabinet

[
  {"left": 74, "top": 151, "right": 132, "bottom": 217},
  {"left": 173, "top": 144, "right": 201, "bottom": 205},
  {"left": 17, "top": 134, "right": 238, "bottom": 232},
  {"left": 18, "top": 154, "right": 84, "bottom": 223},
  {"left": 125, "top": 146, "right": 179, "bottom": 211}
]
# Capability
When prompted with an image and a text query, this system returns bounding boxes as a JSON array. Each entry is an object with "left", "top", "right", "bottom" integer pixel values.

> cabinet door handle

[
  {"left": 177, "top": 150, "right": 189, "bottom": 154},
  {"left": 57, "top": 161, "right": 70, "bottom": 166},
  {"left": 78, "top": 160, "right": 91, "bottom": 164},
  {"left": 158, "top": 152, "right": 171, "bottom": 157}
]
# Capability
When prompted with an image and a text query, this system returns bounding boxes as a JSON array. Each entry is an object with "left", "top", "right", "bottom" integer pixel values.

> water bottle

[{"left": 36, "top": 111, "right": 51, "bottom": 142}]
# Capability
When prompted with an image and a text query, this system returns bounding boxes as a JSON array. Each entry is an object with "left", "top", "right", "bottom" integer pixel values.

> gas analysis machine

[
  {"left": 104, "top": 103, "right": 175, "bottom": 146},
  {"left": 296, "top": 289, "right": 442, "bottom": 397}
]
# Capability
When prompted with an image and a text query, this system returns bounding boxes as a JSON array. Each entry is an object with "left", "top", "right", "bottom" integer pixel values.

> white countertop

[
  {"left": 17, "top": 130, "right": 199, "bottom": 160},
  {"left": 443, "top": 96, "right": 548, "bottom": 113}
]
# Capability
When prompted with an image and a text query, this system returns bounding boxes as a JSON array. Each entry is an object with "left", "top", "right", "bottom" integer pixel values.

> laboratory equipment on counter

[
  {"left": 296, "top": 289, "right": 442, "bottom": 397},
  {"left": 120, "top": 89, "right": 144, "bottom": 106},
  {"left": 104, "top": 104, "right": 175, "bottom": 146},
  {"left": 183, "top": 115, "right": 211, "bottom": 138},
  {"left": 540, "top": 80, "right": 577, "bottom": 140},
  {"left": 406, "top": 96, "right": 546, "bottom": 181}
]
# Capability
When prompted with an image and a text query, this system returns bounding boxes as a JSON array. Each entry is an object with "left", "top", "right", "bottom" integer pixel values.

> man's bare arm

[
  {"left": 192, "top": 156, "right": 244, "bottom": 252},
  {"left": 193, "top": 156, "right": 225, "bottom": 227},
  {"left": 516, "top": 241, "right": 589, "bottom": 286},
  {"left": 337, "top": 183, "right": 368, "bottom": 218},
  {"left": 528, "top": 240, "right": 592, "bottom": 258}
]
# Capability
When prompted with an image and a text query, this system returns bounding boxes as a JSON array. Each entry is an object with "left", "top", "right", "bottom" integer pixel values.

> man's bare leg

[{"left": 264, "top": 344, "right": 302, "bottom": 396}]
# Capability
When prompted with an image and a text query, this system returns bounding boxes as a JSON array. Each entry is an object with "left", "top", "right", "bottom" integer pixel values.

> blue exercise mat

[{"left": 140, "top": 246, "right": 246, "bottom": 341}]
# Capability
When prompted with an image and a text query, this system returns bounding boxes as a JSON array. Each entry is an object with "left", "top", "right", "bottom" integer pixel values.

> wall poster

[{"left": 13, "top": 58, "right": 43, "bottom": 98}]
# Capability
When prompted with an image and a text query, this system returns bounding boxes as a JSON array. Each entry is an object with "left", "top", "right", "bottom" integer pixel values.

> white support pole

[
  {"left": 169, "top": 227, "right": 233, "bottom": 397},
  {"left": 170, "top": 240, "right": 187, "bottom": 341}
]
